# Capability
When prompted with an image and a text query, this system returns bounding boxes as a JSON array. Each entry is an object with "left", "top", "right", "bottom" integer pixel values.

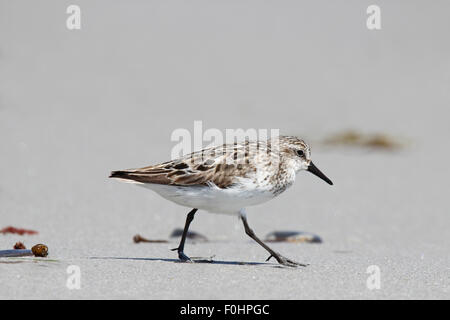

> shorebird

[{"left": 110, "top": 136, "right": 333, "bottom": 267}]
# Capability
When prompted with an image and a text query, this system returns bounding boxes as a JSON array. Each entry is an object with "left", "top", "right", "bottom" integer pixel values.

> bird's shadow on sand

[{"left": 89, "top": 256, "right": 285, "bottom": 268}]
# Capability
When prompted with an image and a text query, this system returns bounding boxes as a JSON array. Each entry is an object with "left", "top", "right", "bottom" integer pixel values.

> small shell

[{"left": 31, "top": 244, "right": 48, "bottom": 257}]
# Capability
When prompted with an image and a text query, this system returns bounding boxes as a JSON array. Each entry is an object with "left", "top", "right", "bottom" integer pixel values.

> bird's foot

[
  {"left": 171, "top": 247, "right": 192, "bottom": 262},
  {"left": 178, "top": 251, "right": 193, "bottom": 262},
  {"left": 266, "top": 254, "right": 308, "bottom": 267}
]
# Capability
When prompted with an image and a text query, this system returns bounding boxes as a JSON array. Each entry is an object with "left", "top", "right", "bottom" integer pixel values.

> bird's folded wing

[
  {"left": 110, "top": 142, "right": 267, "bottom": 188},
  {"left": 110, "top": 159, "right": 240, "bottom": 189}
]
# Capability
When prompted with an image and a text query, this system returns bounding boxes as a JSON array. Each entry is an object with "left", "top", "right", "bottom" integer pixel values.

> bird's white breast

[{"left": 140, "top": 177, "right": 279, "bottom": 215}]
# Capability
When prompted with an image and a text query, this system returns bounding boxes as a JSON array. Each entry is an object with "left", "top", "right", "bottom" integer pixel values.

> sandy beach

[{"left": 0, "top": 0, "right": 449, "bottom": 299}]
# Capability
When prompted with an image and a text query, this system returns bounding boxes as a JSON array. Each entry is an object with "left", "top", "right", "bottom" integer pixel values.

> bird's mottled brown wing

[{"left": 109, "top": 144, "right": 256, "bottom": 188}]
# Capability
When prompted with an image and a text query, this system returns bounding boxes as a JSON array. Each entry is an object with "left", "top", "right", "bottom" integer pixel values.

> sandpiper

[{"left": 110, "top": 136, "right": 333, "bottom": 267}]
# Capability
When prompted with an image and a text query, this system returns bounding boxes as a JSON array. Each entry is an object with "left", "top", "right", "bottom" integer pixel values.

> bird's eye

[{"left": 296, "top": 150, "right": 304, "bottom": 157}]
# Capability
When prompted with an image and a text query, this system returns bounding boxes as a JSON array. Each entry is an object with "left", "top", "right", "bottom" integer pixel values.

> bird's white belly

[{"left": 140, "top": 182, "right": 276, "bottom": 215}]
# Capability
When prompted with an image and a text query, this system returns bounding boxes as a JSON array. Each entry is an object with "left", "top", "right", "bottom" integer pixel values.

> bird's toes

[
  {"left": 277, "top": 256, "right": 308, "bottom": 268},
  {"left": 178, "top": 252, "right": 193, "bottom": 262}
]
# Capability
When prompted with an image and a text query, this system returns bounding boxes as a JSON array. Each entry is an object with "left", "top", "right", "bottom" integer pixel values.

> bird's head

[{"left": 277, "top": 136, "right": 333, "bottom": 185}]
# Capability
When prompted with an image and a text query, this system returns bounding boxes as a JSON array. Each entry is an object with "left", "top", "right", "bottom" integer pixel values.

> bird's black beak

[{"left": 307, "top": 162, "right": 333, "bottom": 185}]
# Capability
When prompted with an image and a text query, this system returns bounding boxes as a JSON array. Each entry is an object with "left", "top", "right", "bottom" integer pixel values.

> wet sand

[{"left": 0, "top": 1, "right": 449, "bottom": 299}]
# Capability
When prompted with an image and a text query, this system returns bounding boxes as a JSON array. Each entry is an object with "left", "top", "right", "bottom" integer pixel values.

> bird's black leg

[
  {"left": 171, "top": 208, "right": 197, "bottom": 261},
  {"left": 240, "top": 213, "right": 308, "bottom": 267}
]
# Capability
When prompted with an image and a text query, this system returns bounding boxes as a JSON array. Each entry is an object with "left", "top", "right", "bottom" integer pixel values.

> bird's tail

[
  {"left": 110, "top": 170, "right": 127, "bottom": 178},
  {"left": 109, "top": 170, "right": 138, "bottom": 182}
]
